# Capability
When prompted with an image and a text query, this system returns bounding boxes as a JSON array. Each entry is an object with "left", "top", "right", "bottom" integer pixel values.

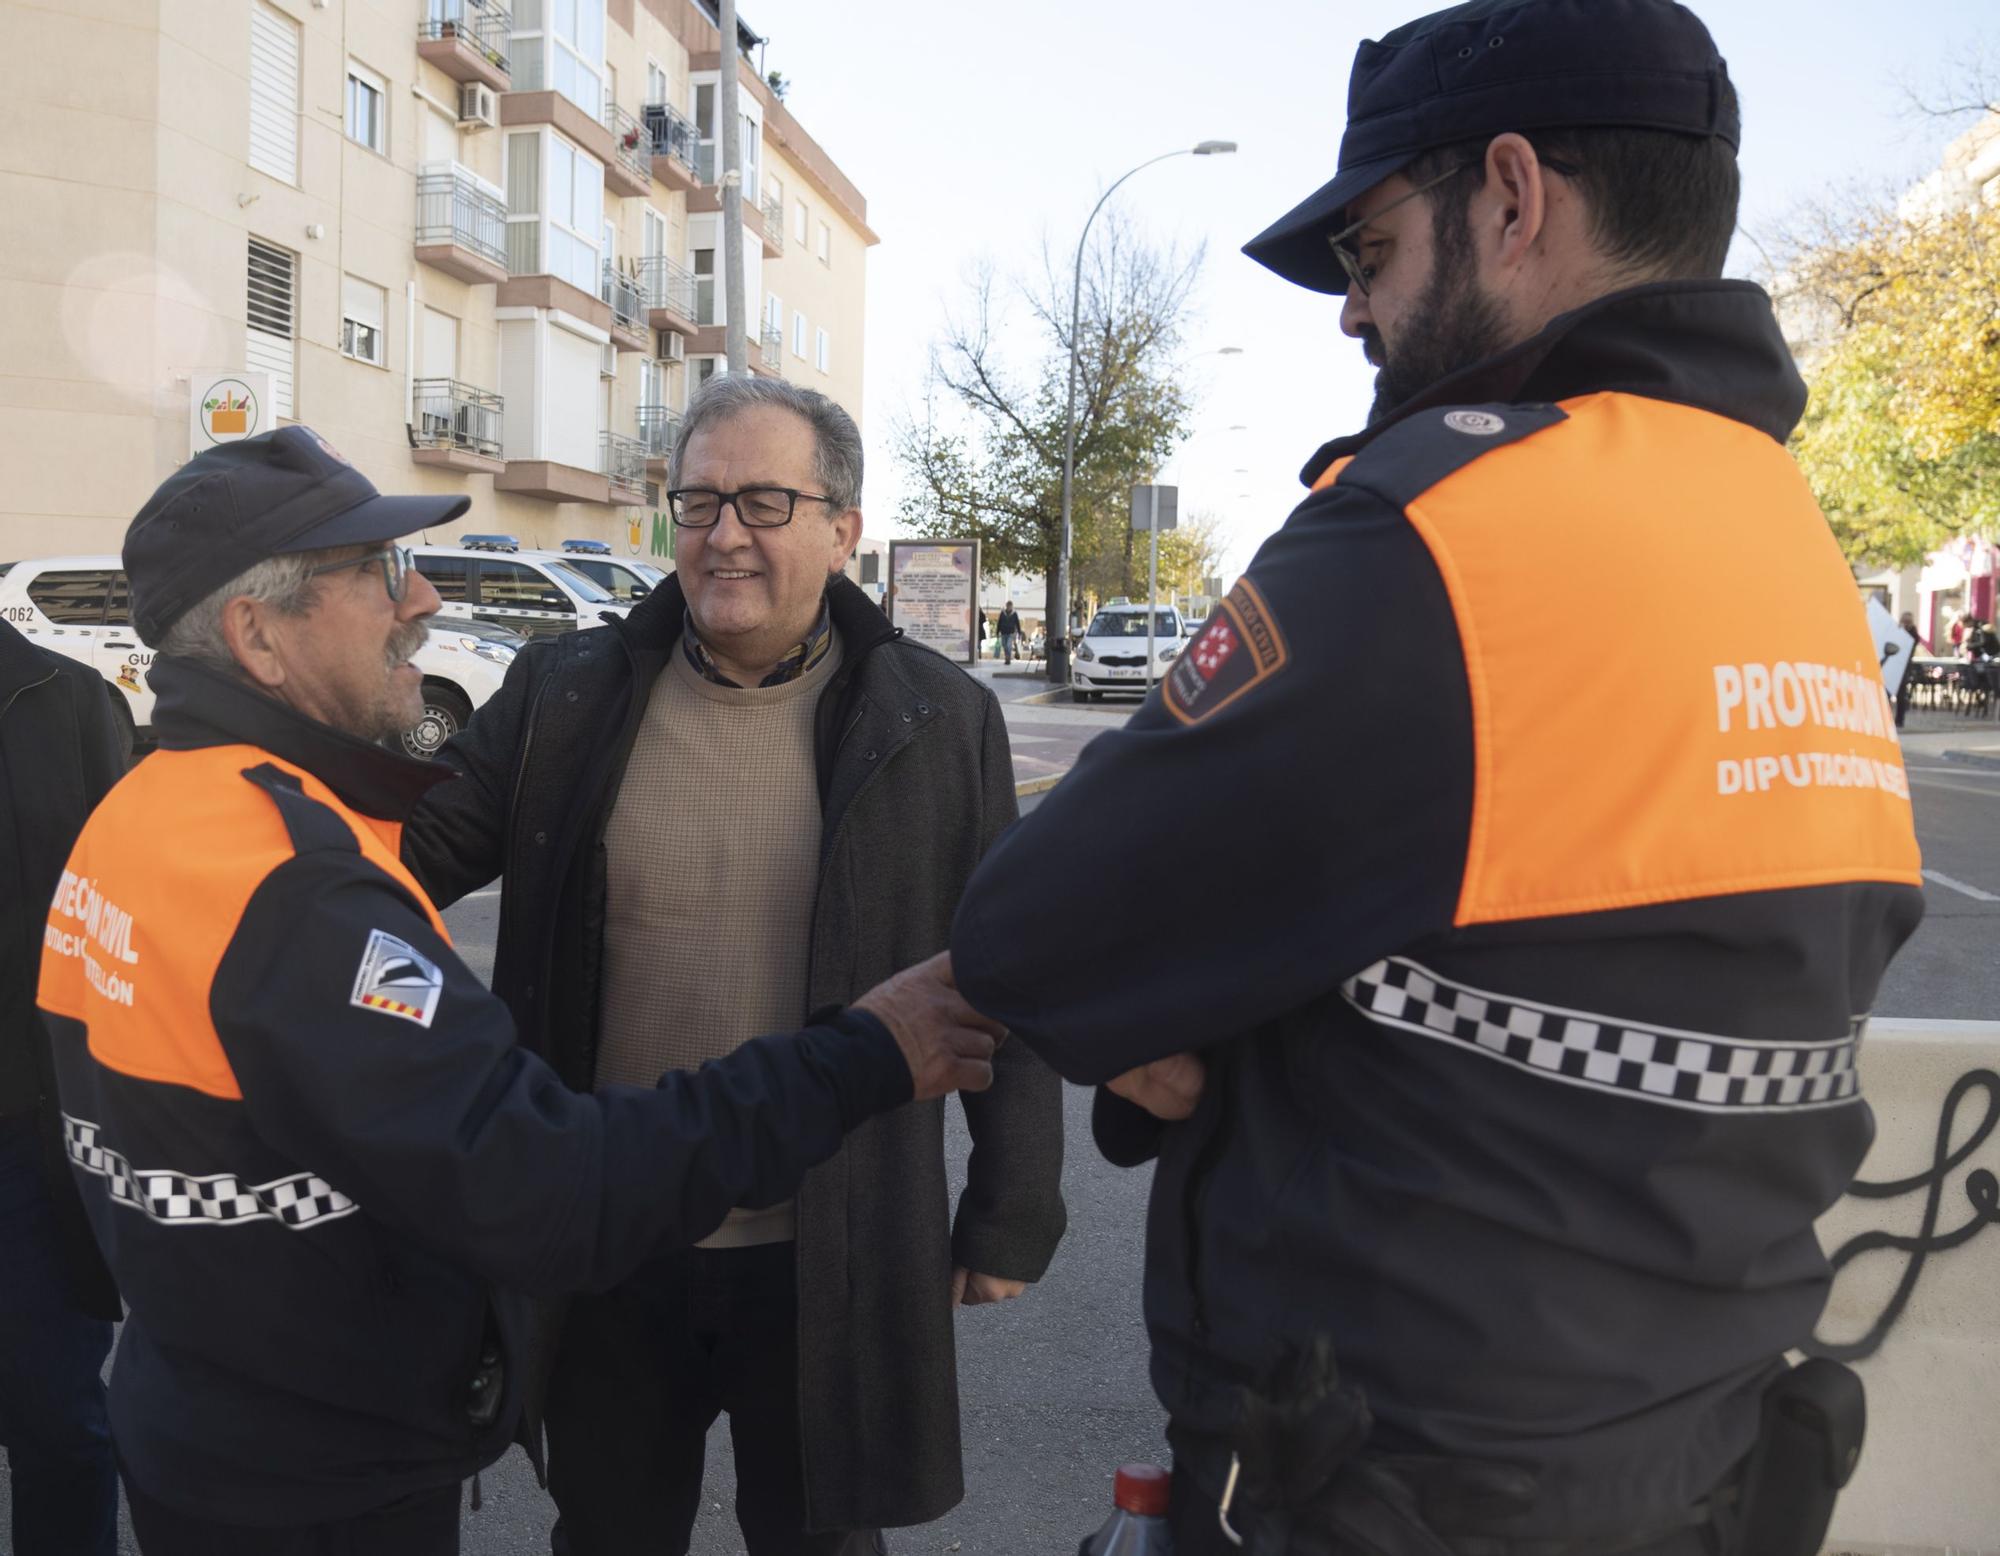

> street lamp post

[{"left": 1048, "top": 139, "right": 1237, "bottom": 684}]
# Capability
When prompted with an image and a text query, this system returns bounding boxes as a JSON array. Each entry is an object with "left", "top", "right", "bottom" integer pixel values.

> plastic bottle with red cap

[{"left": 1079, "top": 1462, "right": 1173, "bottom": 1554}]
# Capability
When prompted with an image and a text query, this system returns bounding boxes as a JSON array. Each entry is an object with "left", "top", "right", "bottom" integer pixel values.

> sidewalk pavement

[
  {"left": 983, "top": 666, "right": 1135, "bottom": 796},
  {"left": 1901, "top": 725, "right": 2000, "bottom": 771}
]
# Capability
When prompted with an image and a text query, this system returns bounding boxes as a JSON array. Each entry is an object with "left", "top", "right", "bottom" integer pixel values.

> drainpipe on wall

[{"left": 406, "top": 279, "right": 418, "bottom": 428}]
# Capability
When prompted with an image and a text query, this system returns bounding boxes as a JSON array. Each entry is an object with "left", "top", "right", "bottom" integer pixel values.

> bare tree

[{"left": 896, "top": 217, "right": 1203, "bottom": 634}]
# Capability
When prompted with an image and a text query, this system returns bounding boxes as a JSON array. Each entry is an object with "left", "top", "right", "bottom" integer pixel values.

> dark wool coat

[
  {"left": 1, "top": 621, "right": 124, "bottom": 1319},
  {"left": 401, "top": 574, "right": 1067, "bottom": 1530}
]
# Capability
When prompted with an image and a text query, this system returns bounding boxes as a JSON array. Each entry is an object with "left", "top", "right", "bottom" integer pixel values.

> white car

[
  {"left": 0, "top": 554, "right": 513, "bottom": 760},
  {"left": 1070, "top": 604, "right": 1185, "bottom": 702},
  {"left": 411, "top": 538, "right": 632, "bottom": 640}
]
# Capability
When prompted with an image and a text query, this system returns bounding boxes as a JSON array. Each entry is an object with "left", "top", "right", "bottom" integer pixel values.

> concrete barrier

[{"left": 1818, "top": 1019, "right": 2000, "bottom": 1555}]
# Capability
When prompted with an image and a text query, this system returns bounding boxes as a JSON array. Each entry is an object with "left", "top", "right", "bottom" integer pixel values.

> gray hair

[
  {"left": 667, "top": 374, "right": 863, "bottom": 512},
  {"left": 154, "top": 550, "right": 330, "bottom": 670}
]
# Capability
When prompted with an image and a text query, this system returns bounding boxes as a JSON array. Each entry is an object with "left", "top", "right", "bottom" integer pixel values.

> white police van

[
  {"left": 540, "top": 538, "right": 669, "bottom": 605},
  {"left": 409, "top": 535, "right": 632, "bottom": 640},
  {"left": 0, "top": 555, "right": 514, "bottom": 760}
]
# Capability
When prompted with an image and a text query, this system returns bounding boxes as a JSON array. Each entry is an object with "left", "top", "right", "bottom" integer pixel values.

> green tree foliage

[
  {"left": 895, "top": 221, "right": 1200, "bottom": 622},
  {"left": 1783, "top": 197, "right": 2000, "bottom": 566}
]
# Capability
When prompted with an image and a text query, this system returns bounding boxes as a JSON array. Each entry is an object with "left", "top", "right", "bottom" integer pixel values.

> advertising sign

[
  {"left": 887, "top": 540, "right": 980, "bottom": 664},
  {"left": 188, "top": 371, "right": 273, "bottom": 455}
]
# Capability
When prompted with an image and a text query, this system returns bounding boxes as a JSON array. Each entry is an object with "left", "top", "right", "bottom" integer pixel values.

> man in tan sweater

[{"left": 439, "top": 376, "right": 1065, "bottom": 1555}]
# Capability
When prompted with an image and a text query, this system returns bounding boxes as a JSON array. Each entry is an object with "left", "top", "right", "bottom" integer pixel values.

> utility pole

[{"left": 718, "top": 0, "right": 747, "bottom": 374}]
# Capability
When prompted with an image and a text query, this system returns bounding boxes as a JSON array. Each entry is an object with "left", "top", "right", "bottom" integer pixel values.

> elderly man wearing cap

[
  {"left": 35, "top": 426, "right": 1006, "bottom": 1556},
  {"left": 951, "top": 1, "right": 1921, "bottom": 1552}
]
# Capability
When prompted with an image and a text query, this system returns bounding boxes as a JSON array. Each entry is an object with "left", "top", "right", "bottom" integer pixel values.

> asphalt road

[
  {"left": 37, "top": 751, "right": 2000, "bottom": 1555},
  {"left": 1876, "top": 747, "right": 2000, "bottom": 1019}
]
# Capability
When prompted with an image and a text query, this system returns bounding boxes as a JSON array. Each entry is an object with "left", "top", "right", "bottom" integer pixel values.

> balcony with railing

[
  {"left": 416, "top": 0, "right": 510, "bottom": 91},
  {"left": 602, "top": 98, "right": 651, "bottom": 198},
  {"left": 758, "top": 322, "right": 783, "bottom": 376},
  {"left": 600, "top": 262, "right": 648, "bottom": 352},
  {"left": 643, "top": 103, "right": 700, "bottom": 194},
  {"left": 637, "top": 405, "right": 682, "bottom": 477},
  {"left": 415, "top": 168, "right": 508, "bottom": 286},
  {"left": 638, "top": 256, "right": 699, "bottom": 336},
  {"left": 410, "top": 380, "right": 505, "bottom": 474},
  {"left": 602, "top": 430, "right": 649, "bottom": 501},
  {"left": 761, "top": 194, "right": 784, "bottom": 257}
]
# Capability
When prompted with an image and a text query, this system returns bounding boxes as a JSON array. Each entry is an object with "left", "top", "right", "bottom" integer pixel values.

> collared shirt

[{"left": 682, "top": 601, "right": 834, "bottom": 688}]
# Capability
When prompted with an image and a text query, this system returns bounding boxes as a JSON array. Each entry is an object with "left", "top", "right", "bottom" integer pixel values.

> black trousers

[
  {"left": 547, "top": 1240, "right": 881, "bottom": 1556},
  {"left": 124, "top": 1473, "right": 460, "bottom": 1556},
  {"left": 1167, "top": 1465, "right": 1721, "bottom": 1556}
]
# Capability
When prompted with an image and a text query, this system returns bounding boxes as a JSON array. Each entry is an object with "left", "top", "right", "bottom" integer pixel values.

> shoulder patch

[
  {"left": 1163, "top": 578, "right": 1289, "bottom": 726},
  {"left": 241, "top": 763, "right": 360, "bottom": 856},
  {"left": 349, "top": 929, "right": 444, "bottom": 1028},
  {"left": 1319, "top": 402, "right": 1569, "bottom": 507}
]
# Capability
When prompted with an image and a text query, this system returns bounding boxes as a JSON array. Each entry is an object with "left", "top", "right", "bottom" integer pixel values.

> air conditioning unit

[
  {"left": 661, "top": 332, "right": 686, "bottom": 363},
  {"left": 601, "top": 342, "right": 618, "bottom": 378},
  {"left": 458, "top": 83, "right": 498, "bottom": 129}
]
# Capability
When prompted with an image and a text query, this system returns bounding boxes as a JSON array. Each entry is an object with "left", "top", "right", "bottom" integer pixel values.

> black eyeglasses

[
  {"left": 306, "top": 544, "right": 411, "bottom": 601},
  {"left": 666, "top": 487, "right": 838, "bottom": 529},
  {"left": 1328, "top": 155, "right": 1582, "bottom": 297}
]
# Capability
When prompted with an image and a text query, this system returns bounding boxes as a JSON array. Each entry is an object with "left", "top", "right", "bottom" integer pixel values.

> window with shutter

[
  {"left": 341, "top": 276, "right": 387, "bottom": 367},
  {"left": 346, "top": 62, "right": 387, "bottom": 154},
  {"left": 246, "top": 238, "right": 296, "bottom": 418},
  {"left": 248, "top": 4, "right": 299, "bottom": 184}
]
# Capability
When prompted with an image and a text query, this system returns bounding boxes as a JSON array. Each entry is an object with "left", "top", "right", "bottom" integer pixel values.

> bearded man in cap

[
  {"left": 951, "top": 2, "right": 1922, "bottom": 1552},
  {"left": 37, "top": 426, "right": 1004, "bottom": 1556}
]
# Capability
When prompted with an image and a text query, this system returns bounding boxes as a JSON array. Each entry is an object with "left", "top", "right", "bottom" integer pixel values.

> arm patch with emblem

[{"left": 1163, "top": 578, "right": 1289, "bottom": 725}]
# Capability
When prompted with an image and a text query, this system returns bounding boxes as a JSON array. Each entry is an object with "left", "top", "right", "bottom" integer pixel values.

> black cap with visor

[
  {"left": 1242, "top": 0, "right": 1739, "bottom": 295},
  {"left": 124, "top": 426, "right": 469, "bottom": 645}
]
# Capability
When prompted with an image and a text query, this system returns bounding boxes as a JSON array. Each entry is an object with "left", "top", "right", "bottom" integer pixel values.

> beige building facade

[{"left": 0, "top": 0, "right": 876, "bottom": 575}]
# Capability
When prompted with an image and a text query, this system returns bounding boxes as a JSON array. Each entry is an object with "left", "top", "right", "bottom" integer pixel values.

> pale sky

[{"left": 745, "top": 0, "right": 1994, "bottom": 582}]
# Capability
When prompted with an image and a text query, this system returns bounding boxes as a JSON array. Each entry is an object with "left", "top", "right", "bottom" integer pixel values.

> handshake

[{"left": 852, "top": 951, "right": 1008, "bottom": 1101}]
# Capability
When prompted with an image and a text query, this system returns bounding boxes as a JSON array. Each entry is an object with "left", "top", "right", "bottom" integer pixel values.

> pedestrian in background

[
  {"left": 997, "top": 600, "right": 1022, "bottom": 665},
  {"left": 405, "top": 376, "right": 1065, "bottom": 1556},
  {"left": 1896, "top": 610, "right": 1922, "bottom": 728},
  {"left": 42, "top": 427, "right": 1001, "bottom": 1556},
  {"left": 0, "top": 617, "right": 124, "bottom": 1556}
]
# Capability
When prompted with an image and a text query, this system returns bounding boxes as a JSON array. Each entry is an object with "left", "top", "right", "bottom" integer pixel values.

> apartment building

[{"left": 0, "top": 0, "right": 877, "bottom": 572}]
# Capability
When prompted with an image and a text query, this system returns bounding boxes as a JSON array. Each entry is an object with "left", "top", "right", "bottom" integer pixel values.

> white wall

[{"left": 1818, "top": 1020, "right": 2000, "bottom": 1554}]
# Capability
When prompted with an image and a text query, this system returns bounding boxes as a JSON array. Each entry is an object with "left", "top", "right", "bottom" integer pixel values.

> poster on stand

[{"left": 887, "top": 540, "right": 980, "bottom": 665}]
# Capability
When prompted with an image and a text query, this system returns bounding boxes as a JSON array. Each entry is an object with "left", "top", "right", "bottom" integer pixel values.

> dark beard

[{"left": 1364, "top": 216, "right": 1511, "bottom": 425}]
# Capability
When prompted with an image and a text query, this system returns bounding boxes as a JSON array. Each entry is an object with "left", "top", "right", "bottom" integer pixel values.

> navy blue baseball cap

[
  {"left": 125, "top": 425, "right": 469, "bottom": 645},
  {"left": 1243, "top": 0, "right": 1738, "bottom": 294}
]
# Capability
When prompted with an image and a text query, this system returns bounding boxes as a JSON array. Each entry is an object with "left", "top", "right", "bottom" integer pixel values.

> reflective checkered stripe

[
  {"left": 1340, "top": 959, "right": 1863, "bottom": 1114},
  {"left": 64, "top": 1114, "right": 358, "bottom": 1229}
]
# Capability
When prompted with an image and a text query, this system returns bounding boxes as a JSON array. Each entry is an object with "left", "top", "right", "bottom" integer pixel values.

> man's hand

[
  {"left": 853, "top": 952, "right": 1007, "bottom": 1101},
  {"left": 951, "top": 1267, "right": 1029, "bottom": 1307},
  {"left": 1106, "top": 1052, "right": 1206, "bottom": 1121}
]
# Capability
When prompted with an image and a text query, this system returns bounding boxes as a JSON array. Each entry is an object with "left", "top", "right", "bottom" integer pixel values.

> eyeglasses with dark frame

[
  {"left": 1328, "top": 154, "right": 1583, "bottom": 297},
  {"left": 666, "top": 486, "right": 839, "bottom": 529},
  {"left": 305, "top": 543, "right": 412, "bottom": 602}
]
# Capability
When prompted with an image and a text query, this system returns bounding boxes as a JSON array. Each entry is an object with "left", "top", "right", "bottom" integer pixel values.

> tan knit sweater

[{"left": 594, "top": 632, "right": 842, "bottom": 1246}]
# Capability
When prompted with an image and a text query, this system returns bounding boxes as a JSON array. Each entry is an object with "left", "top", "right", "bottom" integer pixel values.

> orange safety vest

[{"left": 40, "top": 743, "right": 450, "bottom": 1103}]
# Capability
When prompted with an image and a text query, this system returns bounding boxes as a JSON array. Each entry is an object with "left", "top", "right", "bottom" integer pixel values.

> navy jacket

[
  {"left": 953, "top": 283, "right": 1925, "bottom": 1539},
  {"left": 40, "top": 657, "right": 910, "bottom": 1525}
]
